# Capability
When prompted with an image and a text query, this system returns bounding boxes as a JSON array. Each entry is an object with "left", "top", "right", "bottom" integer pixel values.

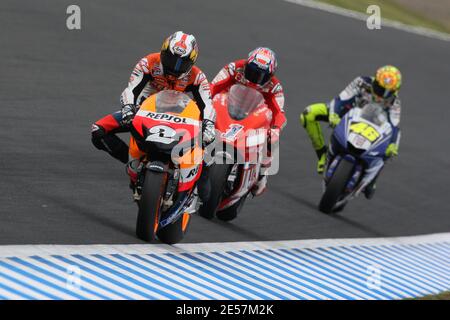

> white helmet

[{"left": 160, "top": 31, "right": 199, "bottom": 78}]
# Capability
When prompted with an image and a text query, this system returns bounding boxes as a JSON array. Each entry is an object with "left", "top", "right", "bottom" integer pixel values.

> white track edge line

[
  {"left": 282, "top": 0, "right": 450, "bottom": 42},
  {"left": 0, "top": 232, "right": 448, "bottom": 258}
]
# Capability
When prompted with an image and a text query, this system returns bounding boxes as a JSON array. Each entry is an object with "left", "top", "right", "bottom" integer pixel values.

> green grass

[
  {"left": 408, "top": 291, "right": 450, "bottom": 300},
  {"left": 318, "top": 0, "right": 450, "bottom": 34}
]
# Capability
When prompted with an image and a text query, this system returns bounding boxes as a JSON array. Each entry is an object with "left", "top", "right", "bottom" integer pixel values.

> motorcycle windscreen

[
  {"left": 155, "top": 90, "right": 192, "bottom": 114},
  {"left": 227, "top": 84, "right": 265, "bottom": 120},
  {"left": 359, "top": 103, "right": 388, "bottom": 127}
]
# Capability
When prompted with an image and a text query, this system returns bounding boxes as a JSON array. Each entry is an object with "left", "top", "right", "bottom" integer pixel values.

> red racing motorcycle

[{"left": 199, "top": 84, "right": 273, "bottom": 221}]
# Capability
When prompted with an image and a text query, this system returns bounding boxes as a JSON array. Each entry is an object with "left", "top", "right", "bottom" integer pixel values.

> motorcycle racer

[
  {"left": 91, "top": 31, "right": 216, "bottom": 198},
  {"left": 300, "top": 65, "right": 402, "bottom": 199},
  {"left": 210, "top": 47, "right": 286, "bottom": 197}
]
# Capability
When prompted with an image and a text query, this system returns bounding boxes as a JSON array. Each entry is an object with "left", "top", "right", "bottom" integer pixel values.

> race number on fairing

[{"left": 349, "top": 122, "right": 380, "bottom": 142}]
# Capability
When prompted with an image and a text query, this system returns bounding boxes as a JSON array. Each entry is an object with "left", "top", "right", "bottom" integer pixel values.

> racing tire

[
  {"left": 319, "top": 159, "right": 354, "bottom": 214},
  {"left": 216, "top": 195, "right": 247, "bottom": 222},
  {"left": 157, "top": 213, "right": 191, "bottom": 244},
  {"left": 199, "top": 164, "right": 232, "bottom": 219},
  {"left": 136, "top": 170, "right": 167, "bottom": 242}
]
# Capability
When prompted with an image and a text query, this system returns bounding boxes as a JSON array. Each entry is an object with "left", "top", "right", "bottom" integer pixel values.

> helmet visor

[
  {"left": 372, "top": 80, "right": 395, "bottom": 99},
  {"left": 244, "top": 62, "right": 271, "bottom": 86},
  {"left": 161, "top": 50, "right": 193, "bottom": 77}
]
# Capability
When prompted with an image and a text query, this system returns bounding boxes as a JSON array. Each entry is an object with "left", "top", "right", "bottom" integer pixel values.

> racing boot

[
  {"left": 126, "top": 160, "right": 141, "bottom": 201},
  {"left": 251, "top": 161, "right": 270, "bottom": 197},
  {"left": 251, "top": 175, "right": 268, "bottom": 197},
  {"left": 316, "top": 147, "right": 327, "bottom": 174},
  {"left": 363, "top": 180, "right": 377, "bottom": 200}
]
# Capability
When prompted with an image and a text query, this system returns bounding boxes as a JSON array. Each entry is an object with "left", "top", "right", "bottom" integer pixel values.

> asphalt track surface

[{"left": 0, "top": 0, "right": 449, "bottom": 245}]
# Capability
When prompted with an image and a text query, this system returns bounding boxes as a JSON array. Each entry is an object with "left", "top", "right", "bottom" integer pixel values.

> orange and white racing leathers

[{"left": 91, "top": 52, "right": 215, "bottom": 166}]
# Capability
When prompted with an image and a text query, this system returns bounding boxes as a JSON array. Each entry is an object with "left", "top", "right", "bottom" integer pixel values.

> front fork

[
  {"left": 324, "top": 153, "right": 383, "bottom": 197},
  {"left": 324, "top": 154, "right": 362, "bottom": 195},
  {"left": 354, "top": 158, "right": 384, "bottom": 196},
  {"left": 139, "top": 160, "right": 198, "bottom": 228},
  {"left": 135, "top": 159, "right": 173, "bottom": 199}
]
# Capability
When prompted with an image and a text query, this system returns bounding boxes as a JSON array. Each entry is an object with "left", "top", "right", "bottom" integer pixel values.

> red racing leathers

[
  {"left": 210, "top": 59, "right": 286, "bottom": 196},
  {"left": 210, "top": 59, "right": 287, "bottom": 131}
]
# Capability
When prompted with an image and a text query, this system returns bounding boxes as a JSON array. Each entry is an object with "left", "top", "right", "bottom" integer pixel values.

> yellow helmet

[{"left": 372, "top": 65, "right": 402, "bottom": 99}]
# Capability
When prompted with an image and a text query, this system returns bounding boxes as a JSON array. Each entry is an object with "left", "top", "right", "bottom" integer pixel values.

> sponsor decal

[
  {"left": 228, "top": 63, "right": 236, "bottom": 75},
  {"left": 252, "top": 55, "right": 271, "bottom": 69},
  {"left": 148, "top": 164, "right": 165, "bottom": 172},
  {"left": 173, "top": 46, "right": 187, "bottom": 55},
  {"left": 275, "top": 94, "right": 285, "bottom": 112},
  {"left": 186, "top": 166, "right": 199, "bottom": 179},
  {"left": 173, "top": 33, "right": 190, "bottom": 57},
  {"left": 253, "top": 104, "right": 268, "bottom": 116},
  {"left": 200, "top": 82, "right": 210, "bottom": 92},
  {"left": 196, "top": 72, "right": 206, "bottom": 84},
  {"left": 138, "top": 58, "right": 149, "bottom": 73},
  {"left": 354, "top": 134, "right": 368, "bottom": 147},
  {"left": 145, "top": 112, "right": 188, "bottom": 124},
  {"left": 180, "top": 165, "right": 200, "bottom": 183},
  {"left": 222, "top": 124, "right": 244, "bottom": 142},
  {"left": 212, "top": 69, "right": 229, "bottom": 84},
  {"left": 272, "top": 83, "right": 283, "bottom": 94},
  {"left": 152, "top": 65, "right": 162, "bottom": 76}
]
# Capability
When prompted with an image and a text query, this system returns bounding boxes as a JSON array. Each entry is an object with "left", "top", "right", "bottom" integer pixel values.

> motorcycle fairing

[
  {"left": 327, "top": 105, "right": 393, "bottom": 197},
  {"left": 130, "top": 91, "right": 203, "bottom": 192}
]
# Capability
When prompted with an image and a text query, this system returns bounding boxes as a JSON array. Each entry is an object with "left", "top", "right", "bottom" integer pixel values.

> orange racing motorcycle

[{"left": 129, "top": 90, "right": 203, "bottom": 243}]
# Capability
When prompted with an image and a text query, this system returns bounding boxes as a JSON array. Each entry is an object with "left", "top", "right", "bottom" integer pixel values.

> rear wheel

[
  {"left": 318, "top": 159, "right": 354, "bottom": 214},
  {"left": 157, "top": 213, "right": 191, "bottom": 244},
  {"left": 198, "top": 164, "right": 232, "bottom": 219},
  {"left": 216, "top": 196, "right": 247, "bottom": 222},
  {"left": 136, "top": 170, "right": 167, "bottom": 242}
]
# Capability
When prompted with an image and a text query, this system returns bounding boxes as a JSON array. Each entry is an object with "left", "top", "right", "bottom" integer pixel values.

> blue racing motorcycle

[{"left": 319, "top": 103, "right": 393, "bottom": 213}]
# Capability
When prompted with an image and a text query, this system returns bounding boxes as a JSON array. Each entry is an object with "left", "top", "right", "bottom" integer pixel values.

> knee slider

[
  {"left": 306, "top": 103, "right": 328, "bottom": 122},
  {"left": 300, "top": 112, "right": 305, "bottom": 126},
  {"left": 300, "top": 112, "right": 307, "bottom": 127},
  {"left": 301, "top": 106, "right": 316, "bottom": 125}
]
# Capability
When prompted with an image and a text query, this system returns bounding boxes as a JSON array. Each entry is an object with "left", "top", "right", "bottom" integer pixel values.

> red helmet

[{"left": 244, "top": 47, "right": 277, "bottom": 87}]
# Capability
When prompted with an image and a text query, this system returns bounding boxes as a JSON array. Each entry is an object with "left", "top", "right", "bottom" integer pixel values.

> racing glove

[
  {"left": 385, "top": 143, "right": 398, "bottom": 157},
  {"left": 328, "top": 112, "right": 341, "bottom": 128},
  {"left": 121, "top": 104, "right": 137, "bottom": 126},
  {"left": 201, "top": 119, "right": 216, "bottom": 148}
]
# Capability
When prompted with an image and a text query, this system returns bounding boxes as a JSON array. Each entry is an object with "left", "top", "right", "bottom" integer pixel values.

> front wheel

[
  {"left": 318, "top": 159, "right": 354, "bottom": 214},
  {"left": 136, "top": 170, "right": 167, "bottom": 242},
  {"left": 198, "top": 164, "right": 232, "bottom": 219},
  {"left": 216, "top": 196, "right": 247, "bottom": 222},
  {"left": 157, "top": 213, "right": 191, "bottom": 244}
]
